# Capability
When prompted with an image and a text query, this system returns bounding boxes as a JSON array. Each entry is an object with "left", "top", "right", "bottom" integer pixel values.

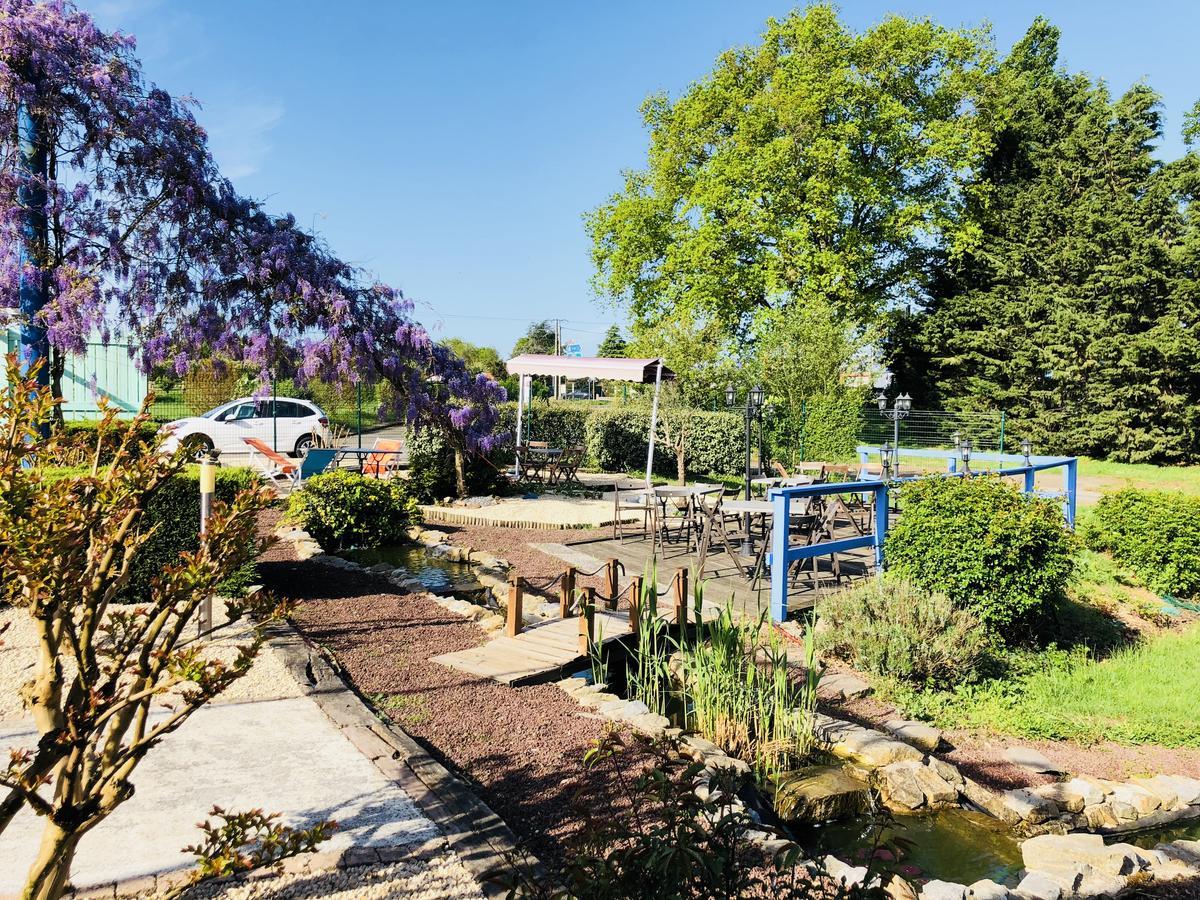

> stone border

[{"left": 418, "top": 505, "right": 609, "bottom": 531}]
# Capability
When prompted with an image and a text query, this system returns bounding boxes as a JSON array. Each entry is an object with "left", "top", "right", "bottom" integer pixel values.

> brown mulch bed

[{"left": 256, "top": 511, "right": 648, "bottom": 867}]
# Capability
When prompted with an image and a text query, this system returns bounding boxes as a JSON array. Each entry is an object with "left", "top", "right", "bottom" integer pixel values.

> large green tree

[
  {"left": 586, "top": 5, "right": 993, "bottom": 339},
  {"left": 913, "top": 20, "right": 1200, "bottom": 462},
  {"left": 597, "top": 325, "right": 628, "bottom": 358}
]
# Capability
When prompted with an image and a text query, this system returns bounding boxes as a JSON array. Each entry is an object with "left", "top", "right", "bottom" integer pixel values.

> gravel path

[
  {"left": 257, "top": 513, "right": 650, "bottom": 868},
  {"left": 187, "top": 851, "right": 483, "bottom": 899}
]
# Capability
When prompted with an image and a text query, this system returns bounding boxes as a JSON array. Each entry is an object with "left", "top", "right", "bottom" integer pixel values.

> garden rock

[
  {"left": 1000, "top": 788, "right": 1058, "bottom": 824},
  {"left": 823, "top": 855, "right": 869, "bottom": 888},
  {"left": 1108, "top": 782, "right": 1161, "bottom": 816},
  {"left": 967, "top": 879, "right": 1010, "bottom": 899},
  {"left": 831, "top": 725, "right": 925, "bottom": 768},
  {"left": 1014, "top": 871, "right": 1062, "bottom": 900},
  {"left": 1032, "top": 782, "right": 1087, "bottom": 813},
  {"left": 886, "top": 876, "right": 920, "bottom": 900},
  {"left": 884, "top": 719, "right": 943, "bottom": 752},
  {"left": 774, "top": 767, "right": 871, "bottom": 822},
  {"left": 921, "top": 880, "right": 967, "bottom": 900},
  {"left": 681, "top": 734, "right": 725, "bottom": 760},
  {"left": 817, "top": 672, "right": 872, "bottom": 701},
  {"left": 1021, "top": 833, "right": 1149, "bottom": 877},
  {"left": 706, "top": 754, "right": 751, "bottom": 777},
  {"left": 1082, "top": 803, "right": 1120, "bottom": 830},
  {"left": 1063, "top": 777, "right": 1106, "bottom": 808},
  {"left": 1156, "top": 839, "right": 1200, "bottom": 868},
  {"left": 930, "top": 757, "right": 965, "bottom": 789},
  {"left": 878, "top": 761, "right": 929, "bottom": 811}
]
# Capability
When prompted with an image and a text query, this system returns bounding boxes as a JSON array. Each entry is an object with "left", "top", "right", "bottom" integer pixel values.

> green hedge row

[
  {"left": 495, "top": 401, "right": 742, "bottom": 479},
  {"left": 1082, "top": 489, "right": 1200, "bottom": 598},
  {"left": 126, "top": 466, "right": 262, "bottom": 601}
]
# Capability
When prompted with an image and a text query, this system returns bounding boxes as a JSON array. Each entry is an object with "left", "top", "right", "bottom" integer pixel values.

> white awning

[{"left": 506, "top": 354, "right": 675, "bottom": 384}]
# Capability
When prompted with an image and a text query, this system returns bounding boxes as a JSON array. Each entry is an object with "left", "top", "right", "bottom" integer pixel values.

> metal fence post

[
  {"left": 356, "top": 381, "right": 363, "bottom": 449},
  {"left": 769, "top": 489, "right": 790, "bottom": 623},
  {"left": 998, "top": 409, "right": 1006, "bottom": 456},
  {"left": 1064, "top": 458, "right": 1078, "bottom": 528},
  {"left": 873, "top": 482, "right": 889, "bottom": 573}
]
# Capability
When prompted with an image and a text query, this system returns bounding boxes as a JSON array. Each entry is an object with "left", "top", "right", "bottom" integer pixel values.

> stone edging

[{"left": 418, "top": 505, "right": 607, "bottom": 530}]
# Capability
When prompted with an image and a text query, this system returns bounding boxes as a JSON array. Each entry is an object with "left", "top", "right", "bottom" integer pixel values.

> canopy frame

[{"left": 506, "top": 354, "right": 675, "bottom": 486}]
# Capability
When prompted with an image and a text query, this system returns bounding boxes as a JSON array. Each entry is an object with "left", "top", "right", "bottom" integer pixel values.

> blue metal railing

[{"left": 765, "top": 449, "right": 1079, "bottom": 622}]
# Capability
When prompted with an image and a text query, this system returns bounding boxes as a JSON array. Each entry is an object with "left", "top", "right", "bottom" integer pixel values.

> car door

[
  {"left": 275, "top": 400, "right": 308, "bottom": 454},
  {"left": 213, "top": 401, "right": 260, "bottom": 454}
]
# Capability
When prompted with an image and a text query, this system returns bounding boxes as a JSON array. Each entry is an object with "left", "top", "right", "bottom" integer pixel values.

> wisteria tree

[{"left": 0, "top": 0, "right": 505, "bottom": 457}]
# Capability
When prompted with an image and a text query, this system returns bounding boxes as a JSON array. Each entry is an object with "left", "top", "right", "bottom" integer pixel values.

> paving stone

[
  {"left": 1083, "top": 803, "right": 1120, "bottom": 830},
  {"left": 884, "top": 719, "right": 943, "bottom": 752},
  {"left": 1001, "top": 788, "right": 1059, "bottom": 824},
  {"left": 1156, "top": 840, "right": 1200, "bottom": 868},
  {"left": 921, "top": 880, "right": 967, "bottom": 900},
  {"left": 1004, "top": 747, "right": 1060, "bottom": 774},
  {"left": 1109, "top": 800, "right": 1139, "bottom": 824},
  {"left": 627, "top": 712, "right": 670, "bottom": 737}
]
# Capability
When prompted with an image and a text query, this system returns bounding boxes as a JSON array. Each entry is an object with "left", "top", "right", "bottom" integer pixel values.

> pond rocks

[
  {"left": 877, "top": 760, "right": 958, "bottom": 812},
  {"left": 967, "top": 879, "right": 1010, "bottom": 900},
  {"left": 1004, "top": 747, "right": 1061, "bottom": 775},
  {"left": 1021, "top": 833, "right": 1150, "bottom": 877},
  {"left": 920, "top": 879, "right": 967, "bottom": 900},
  {"left": 999, "top": 788, "right": 1059, "bottom": 825},
  {"left": 816, "top": 672, "right": 873, "bottom": 701},
  {"left": 773, "top": 766, "right": 871, "bottom": 822},
  {"left": 1014, "top": 871, "right": 1062, "bottom": 900},
  {"left": 817, "top": 717, "right": 925, "bottom": 768},
  {"left": 884, "top": 719, "right": 944, "bottom": 753}
]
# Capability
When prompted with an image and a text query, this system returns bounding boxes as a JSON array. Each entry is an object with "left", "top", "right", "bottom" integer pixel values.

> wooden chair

[
  {"left": 519, "top": 442, "right": 552, "bottom": 482},
  {"left": 547, "top": 445, "right": 584, "bottom": 486},
  {"left": 694, "top": 490, "right": 748, "bottom": 580},
  {"left": 363, "top": 438, "right": 404, "bottom": 478},
  {"left": 612, "top": 481, "right": 655, "bottom": 542},
  {"left": 244, "top": 437, "right": 299, "bottom": 482}
]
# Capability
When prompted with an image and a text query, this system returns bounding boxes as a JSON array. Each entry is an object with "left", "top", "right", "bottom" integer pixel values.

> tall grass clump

[
  {"left": 683, "top": 600, "right": 818, "bottom": 781},
  {"left": 627, "top": 562, "right": 673, "bottom": 716}
]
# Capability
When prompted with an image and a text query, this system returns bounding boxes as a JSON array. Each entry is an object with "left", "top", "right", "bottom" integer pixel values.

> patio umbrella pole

[
  {"left": 645, "top": 361, "right": 663, "bottom": 487},
  {"left": 515, "top": 374, "right": 526, "bottom": 479}
]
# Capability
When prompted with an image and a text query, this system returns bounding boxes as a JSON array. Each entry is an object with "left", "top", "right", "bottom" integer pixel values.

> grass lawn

[{"left": 907, "top": 625, "right": 1200, "bottom": 748}]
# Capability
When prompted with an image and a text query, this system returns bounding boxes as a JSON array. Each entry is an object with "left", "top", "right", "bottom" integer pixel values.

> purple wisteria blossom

[{"left": 0, "top": 0, "right": 503, "bottom": 452}]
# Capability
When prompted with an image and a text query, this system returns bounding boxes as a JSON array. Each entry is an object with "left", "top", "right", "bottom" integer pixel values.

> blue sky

[{"left": 87, "top": 0, "right": 1200, "bottom": 356}]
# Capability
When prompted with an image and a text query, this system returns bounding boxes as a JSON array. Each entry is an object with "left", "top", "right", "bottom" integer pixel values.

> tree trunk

[
  {"left": 676, "top": 445, "right": 686, "bottom": 485},
  {"left": 452, "top": 445, "right": 467, "bottom": 497},
  {"left": 23, "top": 821, "right": 81, "bottom": 900},
  {"left": 49, "top": 348, "right": 65, "bottom": 429}
]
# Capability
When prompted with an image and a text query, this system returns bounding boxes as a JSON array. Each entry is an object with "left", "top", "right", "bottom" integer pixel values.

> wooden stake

[
  {"left": 505, "top": 575, "right": 524, "bottom": 637},
  {"left": 559, "top": 565, "right": 576, "bottom": 618},
  {"left": 605, "top": 558, "right": 620, "bottom": 611},
  {"left": 629, "top": 574, "right": 644, "bottom": 637},
  {"left": 673, "top": 567, "right": 688, "bottom": 626},
  {"left": 578, "top": 586, "right": 596, "bottom": 656}
]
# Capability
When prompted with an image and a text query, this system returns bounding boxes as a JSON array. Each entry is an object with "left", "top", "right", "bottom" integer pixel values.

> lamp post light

[
  {"left": 879, "top": 441, "right": 893, "bottom": 481},
  {"left": 960, "top": 438, "right": 973, "bottom": 475},
  {"left": 1020, "top": 438, "right": 1033, "bottom": 468}
]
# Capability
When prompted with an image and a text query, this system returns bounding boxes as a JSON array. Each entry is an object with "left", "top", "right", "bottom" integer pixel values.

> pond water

[
  {"left": 1121, "top": 817, "right": 1200, "bottom": 849},
  {"left": 794, "top": 807, "right": 1025, "bottom": 886},
  {"left": 345, "top": 545, "right": 476, "bottom": 594}
]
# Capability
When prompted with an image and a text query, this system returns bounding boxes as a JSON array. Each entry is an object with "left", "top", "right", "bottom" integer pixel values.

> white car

[{"left": 159, "top": 397, "right": 331, "bottom": 458}]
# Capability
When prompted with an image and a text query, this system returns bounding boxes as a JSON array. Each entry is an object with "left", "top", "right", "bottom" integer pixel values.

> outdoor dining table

[
  {"left": 649, "top": 484, "right": 718, "bottom": 553},
  {"left": 331, "top": 446, "right": 406, "bottom": 474},
  {"left": 519, "top": 446, "right": 563, "bottom": 482}
]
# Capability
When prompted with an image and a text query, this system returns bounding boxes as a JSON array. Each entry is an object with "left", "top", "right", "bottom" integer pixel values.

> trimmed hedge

[
  {"left": 494, "top": 401, "right": 742, "bottom": 479},
  {"left": 285, "top": 469, "right": 420, "bottom": 551},
  {"left": 885, "top": 475, "right": 1076, "bottom": 633},
  {"left": 1082, "top": 489, "right": 1200, "bottom": 598},
  {"left": 126, "top": 466, "right": 261, "bottom": 602}
]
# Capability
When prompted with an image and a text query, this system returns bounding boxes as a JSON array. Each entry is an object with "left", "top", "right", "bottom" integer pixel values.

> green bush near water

[
  {"left": 285, "top": 469, "right": 419, "bottom": 551},
  {"left": 885, "top": 475, "right": 1077, "bottom": 633},
  {"left": 815, "top": 577, "right": 990, "bottom": 689},
  {"left": 405, "top": 427, "right": 506, "bottom": 502},
  {"left": 1081, "top": 488, "right": 1200, "bottom": 598}
]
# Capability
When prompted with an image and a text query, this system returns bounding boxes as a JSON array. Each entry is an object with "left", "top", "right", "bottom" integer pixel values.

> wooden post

[
  {"left": 605, "top": 558, "right": 620, "bottom": 611},
  {"left": 559, "top": 565, "right": 576, "bottom": 618},
  {"left": 578, "top": 586, "right": 596, "bottom": 656},
  {"left": 506, "top": 575, "right": 524, "bottom": 637},
  {"left": 629, "top": 574, "right": 644, "bottom": 637},
  {"left": 673, "top": 567, "right": 688, "bottom": 626}
]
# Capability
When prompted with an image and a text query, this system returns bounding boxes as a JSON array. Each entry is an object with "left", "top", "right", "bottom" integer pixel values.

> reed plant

[
  {"left": 627, "top": 561, "right": 674, "bottom": 716},
  {"left": 683, "top": 598, "right": 818, "bottom": 781}
]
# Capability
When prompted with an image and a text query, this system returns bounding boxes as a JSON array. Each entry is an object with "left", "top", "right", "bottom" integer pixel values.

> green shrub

[
  {"left": 815, "top": 577, "right": 989, "bottom": 688},
  {"left": 405, "top": 427, "right": 505, "bottom": 502},
  {"left": 286, "top": 469, "right": 419, "bottom": 550},
  {"left": 800, "top": 390, "right": 864, "bottom": 461},
  {"left": 885, "top": 475, "right": 1077, "bottom": 632},
  {"left": 125, "top": 466, "right": 262, "bottom": 601},
  {"left": 496, "top": 401, "right": 590, "bottom": 456},
  {"left": 1081, "top": 489, "right": 1200, "bottom": 598}
]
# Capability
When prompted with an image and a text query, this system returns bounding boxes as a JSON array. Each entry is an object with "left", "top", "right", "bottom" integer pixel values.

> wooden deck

[{"left": 431, "top": 509, "right": 876, "bottom": 687}]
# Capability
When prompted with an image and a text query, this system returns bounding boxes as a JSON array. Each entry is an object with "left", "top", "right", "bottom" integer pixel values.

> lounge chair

[
  {"left": 244, "top": 437, "right": 299, "bottom": 482},
  {"left": 363, "top": 438, "right": 404, "bottom": 478}
]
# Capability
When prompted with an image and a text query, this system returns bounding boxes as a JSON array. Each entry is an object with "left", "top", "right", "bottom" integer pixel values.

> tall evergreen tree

[
  {"left": 914, "top": 20, "right": 1200, "bottom": 461},
  {"left": 597, "top": 325, "right": 627, "bottom": 357}
]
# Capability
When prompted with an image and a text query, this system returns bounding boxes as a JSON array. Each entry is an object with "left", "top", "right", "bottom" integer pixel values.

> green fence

[{"left": 859, "top": 407, "right": 1008, "bottom": 453}]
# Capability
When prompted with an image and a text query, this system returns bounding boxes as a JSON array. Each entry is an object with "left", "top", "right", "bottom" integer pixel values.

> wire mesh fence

[{"left": 859, "top": 408, "right": 1009, "bottom": 453}]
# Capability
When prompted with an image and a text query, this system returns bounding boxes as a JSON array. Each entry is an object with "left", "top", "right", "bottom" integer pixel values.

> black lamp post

[
  {"left": 879, "top": 441, "right": 894, "bottom": 481},
  {"left": 960, "top": 437, "right": 973, "bottom": 474},
  {"left": 875, "top": 386, "right": 913, "bottom": 450},
  {"left": 726, "top": 383, "right": 766, "bottom": 502},
  {"left": 1020, "top": 438, "right": 1033, "bottom": 468}
]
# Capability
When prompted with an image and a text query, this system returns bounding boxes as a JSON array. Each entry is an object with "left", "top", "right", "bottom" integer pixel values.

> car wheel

[
  {"left": 180, "top": 434, "right": 214, "bottom": 460},
  {"left": 294, "top": 434, "right": 319, "bottom": 458}
]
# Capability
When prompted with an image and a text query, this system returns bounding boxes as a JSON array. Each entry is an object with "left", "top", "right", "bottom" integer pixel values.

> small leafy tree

[{"left": 0, "top": 358, "right": 325, "bottom": 899}]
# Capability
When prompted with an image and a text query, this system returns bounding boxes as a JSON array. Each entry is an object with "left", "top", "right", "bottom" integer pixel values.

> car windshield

[{"left": 200, "top": 403, "right": 234, "bottom": 419}]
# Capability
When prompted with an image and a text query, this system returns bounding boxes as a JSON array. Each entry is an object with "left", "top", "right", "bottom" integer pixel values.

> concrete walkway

[{"left": 0, "top": 696, "right": 444, "bottom": 894}]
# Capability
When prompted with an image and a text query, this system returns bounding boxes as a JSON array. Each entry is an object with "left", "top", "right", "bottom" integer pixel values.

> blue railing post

[
  {"left": 769, "top": 489, "right": 791, "bottom": 623},
  {"left": 1024, "top": 465, "right": 1036, "bottom": 496},
  {"left": 947, "top": 455, "right": 957, "bottom": 474},
  {"left": 1064, "top": 458, "right": 1077, "bottom": 528},
  {"left": 873, "top": 482, "right": 888, "bottom": 572}
]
